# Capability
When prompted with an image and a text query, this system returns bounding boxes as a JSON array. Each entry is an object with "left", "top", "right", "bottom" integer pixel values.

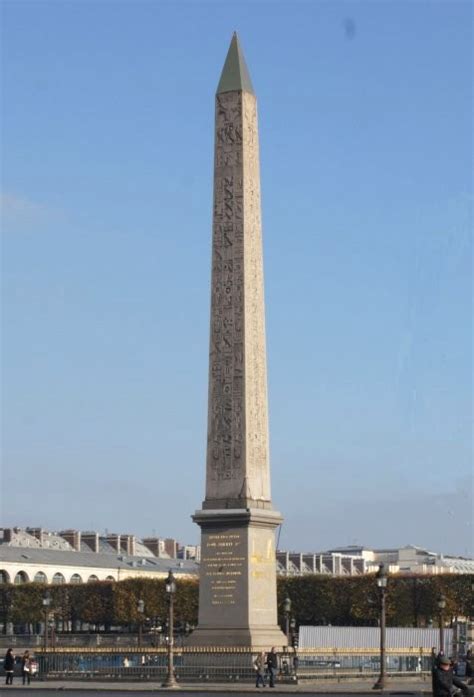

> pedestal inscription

[{"left": 192, "top": 509, "right": 285, "bottom": 647}]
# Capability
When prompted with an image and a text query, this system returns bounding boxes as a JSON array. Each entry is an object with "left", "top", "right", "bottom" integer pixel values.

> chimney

[
  {"left": 164, "top": 538, "right": 178, "bottom": 558},
  {"left": 142, "top": 537, "right": 161, "bottom": 557},
  {"left": 82, "top": 532, "right": 99, "bottom": 553},
  {"left": 60, "top": 530, "right": 81, "bottom": 551},
  {"left": 121, "top": 535, "right": 136, "bottom": 557},
  {"left": 106, "top": 534, "right": 121, "bottom": 552}
]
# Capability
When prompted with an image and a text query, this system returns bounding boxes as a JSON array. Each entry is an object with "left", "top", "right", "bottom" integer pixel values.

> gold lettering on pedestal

[{"left": 203, "top": 533, "right": 244, "bottom": 605}]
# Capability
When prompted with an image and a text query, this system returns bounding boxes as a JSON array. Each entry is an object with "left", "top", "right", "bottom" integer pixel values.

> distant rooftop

[
  {"left": 0, "top": 526, "right": 196, "bottom": 562},
  {"left": 0, "top": 544, "right": 198, "bottom": 574}
]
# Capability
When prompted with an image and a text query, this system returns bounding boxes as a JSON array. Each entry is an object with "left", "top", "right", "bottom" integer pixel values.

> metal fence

[{"left": 26, "top": 648, "right": 437, "bottom": 682}]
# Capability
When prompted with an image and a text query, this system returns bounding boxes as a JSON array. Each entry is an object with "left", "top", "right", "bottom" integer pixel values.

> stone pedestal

[{"left": 191, "top": 508, "right": 286, "bottom": 648}]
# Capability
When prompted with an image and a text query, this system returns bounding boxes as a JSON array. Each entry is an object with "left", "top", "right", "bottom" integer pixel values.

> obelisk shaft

[{"left": 205, "top": 84, "right": 270, "bottom": 509}]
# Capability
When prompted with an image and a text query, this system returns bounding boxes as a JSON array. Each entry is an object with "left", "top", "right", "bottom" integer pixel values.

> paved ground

[
  {"left": 0, "top": 685, "right": 431, "bottom": 697},
  {"left": 0, "top": 678, "right": 434, "bottom": 694},
  {"left": 0, "top": 692, "right": 431, "bottom": 696}
]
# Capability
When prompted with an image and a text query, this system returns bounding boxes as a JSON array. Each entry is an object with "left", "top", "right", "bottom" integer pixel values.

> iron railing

[{"left": 29, "top": 647, "right": 437, "bottom": 682}]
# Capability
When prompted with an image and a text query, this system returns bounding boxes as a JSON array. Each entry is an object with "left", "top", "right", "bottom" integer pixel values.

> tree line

[{"left": 1, "top": 574, "right": 472, "bottom": 633}]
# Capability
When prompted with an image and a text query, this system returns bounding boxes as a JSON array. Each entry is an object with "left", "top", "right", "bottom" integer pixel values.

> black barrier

[{"left": 33, "top": 649, "right": 435, "bottom": 683}]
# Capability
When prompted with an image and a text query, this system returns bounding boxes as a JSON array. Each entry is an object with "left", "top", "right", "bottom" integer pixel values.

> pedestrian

[
  {"left": 266, "top": 647, "right": 279, "bottom": 688},
  {"left": 21, "top": 650, "right": 31, "bottom": 685},
  {"left": 465, "top": 650, "right": 472, "bottom": 683},
  {"left": 432, "top": 655, "right": 469, "bottom": 697},
  {"left": 4, "top": 648, "right": 15, "bottom": 685},
  {"left": 253, "top": 651, "right": 266, "bottom": 688}
]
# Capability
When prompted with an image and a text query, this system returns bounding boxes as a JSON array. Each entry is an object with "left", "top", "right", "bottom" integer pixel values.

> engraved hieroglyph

[{"left": 205, "top": 88, "right": 270, "bottom": 507}]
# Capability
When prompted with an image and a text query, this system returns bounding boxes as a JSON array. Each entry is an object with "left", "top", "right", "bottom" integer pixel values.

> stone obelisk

[{"left": 191, "top": 33, "right": 286, "bottom": 648}]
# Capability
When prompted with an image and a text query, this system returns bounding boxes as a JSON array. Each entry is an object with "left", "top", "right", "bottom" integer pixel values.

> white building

[
  {"left": 276, "top": 544, "right": 474, "bottom": 576},
  {"left": 0, "top": 527, "right": 198, "bottom": 585}
]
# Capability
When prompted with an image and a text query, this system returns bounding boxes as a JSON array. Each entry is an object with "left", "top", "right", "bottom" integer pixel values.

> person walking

[
  {"left": 21, "top": 650, "right": 31, "bottom": 685},
  {"left": 253, "top": 651, "right": 266, "bottom": 688},
  {"left": 432, "top": 655, "right": 469, "bottom": 697},
  {"left": 4, "top": 648, "right": 15, "bottom": 685},
  {"left": 465, "top": 650, "right": 473, "bottom": 684},
  {"left": 266, "top": 647, "right": 279, "bottom": 688}
]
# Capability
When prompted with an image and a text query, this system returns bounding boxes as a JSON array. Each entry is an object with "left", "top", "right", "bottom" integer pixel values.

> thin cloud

[{"left": 0, "top": 192, "right": 59, "bottom": 229}]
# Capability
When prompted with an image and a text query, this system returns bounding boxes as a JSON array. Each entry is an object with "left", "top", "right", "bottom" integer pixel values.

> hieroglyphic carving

[
  {"left": 206, "top": 88, "right": 270, "bottom": 504},
  {"left": 207, "top": 91, "right": 244, "bottom": 491},
  {"left": 242, "top": 92, "right": 270, "bottom": 500}
]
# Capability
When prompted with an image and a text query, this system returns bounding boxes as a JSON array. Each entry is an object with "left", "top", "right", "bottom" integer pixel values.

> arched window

[
  {"left": 14, "top": 571, "right": 29, "bottom": 584},
  {"left": 87, "top": 575, "right": 99, "bottom": 583},
  {"left": 70, "top": 574, "right": 82, "bottom": 584},
  {"left": 105, "top": 575, "right": 115, "bottom": 582},
  {"left": 52, "top": 572, "right": 65, "bottom": 585},
  {"left": 34, "top": 571, "right": 47, "bottom": 583},
  {"left": 0, "top": 570, "right": 10, "bottom": 584}
]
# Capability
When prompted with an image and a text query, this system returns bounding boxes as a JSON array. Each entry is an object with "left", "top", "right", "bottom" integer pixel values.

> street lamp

[
  {"left": 283, "top": 597, "right": 292, "bottom": 644},
  {"left": 471, "top": 581, "right": 474, "bottom": 636},
  {"left": 42, "top": 591, "right": 51, "bottom": 652},
  {"left": 42, "top": 591, "right": 51, "bottom": 677},
  {"left": 137, "top": 598, "right": 145, "bottom": 649},
  {"left": 468, "top": 581, "right": 474, "bottom": 656},
  {"left": 162, "top": 570, "right": 179, "bottom": 689},
  {"left": 290, "top": 617, "right": 296, "bottom": 644},
  {"left": 290, "top": 617, "right": 298, "bottom": 678},
  {"left": 373, "top": 564, "right": 388, "bottom": 690},
  {"left": 437, "top": 594, "right": 446, "bottom": 654}
]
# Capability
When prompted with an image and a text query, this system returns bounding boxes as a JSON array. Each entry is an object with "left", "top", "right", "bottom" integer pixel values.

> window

[
  {"left": 34, "top": 571, "right": 47, "bottom": 583},
  {"left": 87, "top": 575, "right": 99, "bottom": 583},
  {"left": 52, "top": 573, "right": 65, "bottom": 585},
  {"left": 0, "top": 570, "right": 10, "bottom": 584},
  {"left": 70, "top": 574, "right": 82, "bottom": 584},
  {"left": 14, "top": 571, "right": 29, "bottom": 584}
]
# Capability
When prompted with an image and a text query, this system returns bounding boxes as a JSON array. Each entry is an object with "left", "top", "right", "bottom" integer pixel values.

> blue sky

[{"left": 1, "top": 0, "right": 472, "bottom": 556}]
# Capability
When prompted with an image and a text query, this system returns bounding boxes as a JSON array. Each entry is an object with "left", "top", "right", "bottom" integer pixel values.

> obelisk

[{"left": 191, "top": 33, "right": 286, "bottom": 648}]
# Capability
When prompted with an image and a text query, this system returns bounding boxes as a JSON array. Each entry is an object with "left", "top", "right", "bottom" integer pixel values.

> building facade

[
  {"left": 2, "top": 528, "right": 472, "bottom": 585},
  {"left": 0, "top": 527, "right": 198, "bottom": 585},
  {"left": 276, "top": 545, "right": 474, "bottom": 576}
]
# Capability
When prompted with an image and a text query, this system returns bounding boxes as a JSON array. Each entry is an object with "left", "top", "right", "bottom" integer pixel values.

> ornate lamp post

[
  {"left": 437, "top": 594, "right": 446, "bottom": 654},
  {"left": 290, "top": 617, "right": 296, "bottom": 645},
  {"left": 373, "top": 564, "right": 388, "bottom": 690},
  {"left": 42, "top": 591, "right": 51, "bottom": 652},
  {"left": 290, "top": 617, "right": 298, "bottom": 678},
  {"left": 283, "top": 596, "right": 292, "bottom": 644},
  {"left": 162, "top": 570, "right": 179, "bottom": 689},
  {"left": 42, "top": 591, "right": 51, "bottom": 677},
  {"left": 137, "top": 598, "right": 145, "bottom": 649},
  {"left": 470, "top": 581, "right": 474, "bottom": 651}
]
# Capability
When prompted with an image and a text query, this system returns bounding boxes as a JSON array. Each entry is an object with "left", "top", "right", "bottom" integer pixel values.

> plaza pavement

[{"left": 2, "top": 677, "right": 433, "bottom": 692}]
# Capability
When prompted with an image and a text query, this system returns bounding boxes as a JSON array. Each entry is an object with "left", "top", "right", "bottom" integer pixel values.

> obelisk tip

[{"left": 216, "top": 33, "right": 255, "bottom": 95}]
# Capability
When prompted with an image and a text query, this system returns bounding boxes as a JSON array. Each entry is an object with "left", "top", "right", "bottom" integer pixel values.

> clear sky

[{"left": 1, "top": 0, "right": 472, "bottom": 557}]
